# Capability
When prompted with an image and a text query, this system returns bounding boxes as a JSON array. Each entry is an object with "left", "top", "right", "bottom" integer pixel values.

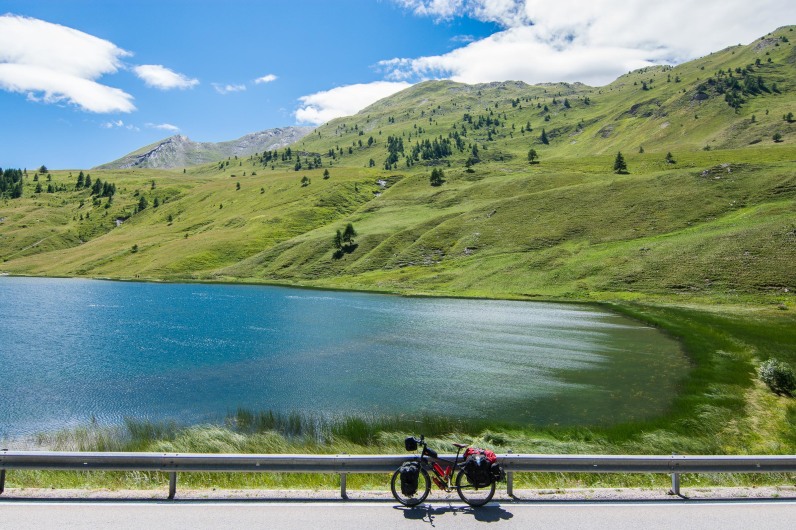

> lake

[{"left": 0, "top": 277, "right": 689, "bottom": 439}]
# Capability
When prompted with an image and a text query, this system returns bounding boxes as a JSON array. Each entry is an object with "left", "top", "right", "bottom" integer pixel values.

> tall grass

[{"left": 182, "top": 408, "right": 487, "bottom": 447}]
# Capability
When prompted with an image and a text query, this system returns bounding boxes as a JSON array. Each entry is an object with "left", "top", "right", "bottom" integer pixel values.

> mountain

[
  {"left": 94, "top": 127, "right": 314, "bottom": 170},
  {"left": 2, "top": 26, "right": 794, "bottom": 301}
]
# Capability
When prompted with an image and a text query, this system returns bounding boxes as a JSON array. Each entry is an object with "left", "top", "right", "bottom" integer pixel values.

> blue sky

[{"left": 1, "top": 0, "right": 793, "bottom": 169}]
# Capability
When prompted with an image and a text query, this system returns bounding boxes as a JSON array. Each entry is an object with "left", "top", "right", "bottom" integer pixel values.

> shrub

[{"left": 759, "top": 358, "right": 796, "bottom": 395}]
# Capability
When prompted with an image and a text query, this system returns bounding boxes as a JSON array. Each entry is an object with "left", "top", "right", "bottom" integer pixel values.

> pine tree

[
  {"left": 613, "top": 152, "right": 628, "bottom": 174},
  {"left": 540, "top": 129, "right": 549, "bottom": 145},
  {"left": 342, "top": 223, "right": 357, "bottom": 246}
]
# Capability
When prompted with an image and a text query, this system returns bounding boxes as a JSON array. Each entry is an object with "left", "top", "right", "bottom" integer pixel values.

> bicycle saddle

[{"left": 452, "top": 443, "right": 469, "bottom": 449}]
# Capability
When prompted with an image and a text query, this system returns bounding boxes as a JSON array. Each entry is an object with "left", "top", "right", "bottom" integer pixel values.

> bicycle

[{"left": 390, "top": 435, "right": 497, "bottom": 507}]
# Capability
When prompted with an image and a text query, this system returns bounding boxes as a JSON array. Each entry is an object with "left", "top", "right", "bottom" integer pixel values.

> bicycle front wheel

[
  {"left": 391, "top": 467, "right": 431, "bottom": 506},
  {"left": 455, "top": 469, "right": 496, "bottom": 507}
]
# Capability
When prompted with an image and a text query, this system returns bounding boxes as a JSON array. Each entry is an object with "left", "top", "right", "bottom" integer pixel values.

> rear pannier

[
  {"left": 463, "top": 454, "right": 492, "bottom": 487},
  {"left": 463, "top": 447, "right": 504, "bottom": 485}
]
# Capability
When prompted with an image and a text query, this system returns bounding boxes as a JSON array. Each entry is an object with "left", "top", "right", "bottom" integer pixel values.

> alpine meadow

[{"left": 1, "top": 25, "right": 796, "bottom": 492}]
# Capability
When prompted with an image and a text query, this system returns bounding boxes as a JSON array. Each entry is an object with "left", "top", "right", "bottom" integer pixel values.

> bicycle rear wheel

[
  {"left": 391, "top": 467, "right": 431, "bottom": 506},
  {"left": 455, "top": 469, "right": 496, "bottom": 507}
]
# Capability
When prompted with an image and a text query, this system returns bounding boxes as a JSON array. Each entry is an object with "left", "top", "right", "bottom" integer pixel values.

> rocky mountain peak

[{"left": 94, "top": 126, "right": 314, "bottom": 170}]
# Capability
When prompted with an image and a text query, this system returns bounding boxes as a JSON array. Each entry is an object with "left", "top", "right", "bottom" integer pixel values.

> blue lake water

[{"left": 0, "top": 277, "right": 689, "bottom": 438}]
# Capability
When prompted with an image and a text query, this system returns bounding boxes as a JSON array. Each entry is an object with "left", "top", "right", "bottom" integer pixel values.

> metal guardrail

[{"left": 2, "top": 450, "right": 795, "bottom": 499}]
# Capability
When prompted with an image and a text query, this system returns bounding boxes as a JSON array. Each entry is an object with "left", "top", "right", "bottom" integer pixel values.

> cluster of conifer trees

[
  {"left": 76, "top": 170, "right": 116, "bottom": 198},
  {"left": 700, "top": 62, "right": 780, "bottom": 110},
  {"left": 0, "top": 167, "right": 24, "bottom": 198}
]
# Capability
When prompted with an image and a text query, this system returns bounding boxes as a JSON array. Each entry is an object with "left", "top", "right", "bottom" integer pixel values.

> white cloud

[
  {"left": 395, "top": 0, "right": 466, "bottom": 20},
  {"left": 389, "top": 0, "right": 796, "bottom": 86},
  {"left": 395, "top": 0, "right": 526, "bottom": 26},
  {"left": 100, "top": 119, "right": 139, "bottom": 131},
  {"left": 451, "top": 34, "right": 476, "bottom": 43},
  {"left": 146, "top": 122, "right": 180, "bottom": 132},
  {"left": 0, "top": 14, "right": 135, "bottom": 113},
  {"left": 212, "top": 83, "right": 247, "bottom": 94},
  {"left": 133, "top": 64, "right": 198, "bottom": 90},
  {"left": 295, "top": 81, "right": 412, "bottom": 125},
  {"left": 254, "top": 74, "right": 278, "bottom": 84},
  {"left": 101, "top": 120, "right": 124, "bottom": 129}
]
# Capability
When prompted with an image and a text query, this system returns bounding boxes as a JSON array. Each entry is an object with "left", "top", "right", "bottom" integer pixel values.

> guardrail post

[
  {"left": 339, "top": 452, "right": 348, "bottom": 500},
  {"left": 168, "top": 472, "right": 177, "bottom": 500},
  {"left": 0, "top": 469, "right": 6, "bottom": 495},
  {"left": 506, "top": 450, "right": 514, "bottom": 498},
  {"left": 669, "top": 452, "right": 681, "bottom": 496}
]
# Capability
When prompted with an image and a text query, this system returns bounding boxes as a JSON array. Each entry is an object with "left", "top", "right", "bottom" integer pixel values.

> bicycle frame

[{"left": 417, "top": 439, "right": 464, "bottom": 491}]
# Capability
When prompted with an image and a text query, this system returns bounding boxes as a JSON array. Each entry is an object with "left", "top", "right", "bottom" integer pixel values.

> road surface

[{"left": 1, "top": 500, "right": 795, "bottom": 529}]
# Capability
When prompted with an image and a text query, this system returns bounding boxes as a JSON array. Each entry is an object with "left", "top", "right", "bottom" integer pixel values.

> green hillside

[{"left": 1, "top": 26, "right": 794, "bottom": 304}]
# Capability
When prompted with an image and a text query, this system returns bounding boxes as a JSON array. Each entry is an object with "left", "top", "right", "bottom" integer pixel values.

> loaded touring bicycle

[{"left": 391, "top": 435, "right": 505, "bottom": 507}]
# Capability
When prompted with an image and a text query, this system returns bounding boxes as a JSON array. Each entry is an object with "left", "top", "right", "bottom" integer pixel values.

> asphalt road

[{"left": 1, "top": 500, "right": 795, "bottom": 529}]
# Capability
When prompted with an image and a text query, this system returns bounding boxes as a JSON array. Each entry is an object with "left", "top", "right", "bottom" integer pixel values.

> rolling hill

[{"left": 1, "top": 25, "right": 794, "bottom": 303}]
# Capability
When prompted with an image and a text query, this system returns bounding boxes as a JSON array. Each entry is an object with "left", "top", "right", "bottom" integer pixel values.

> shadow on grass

[{"left": 332, "top": 244, "right": 358, "bottom": 260}]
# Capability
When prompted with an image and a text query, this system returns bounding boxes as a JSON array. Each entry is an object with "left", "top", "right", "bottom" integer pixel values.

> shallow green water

[{"left": 0, "top": 277, "right": 689, "bottom": 437}]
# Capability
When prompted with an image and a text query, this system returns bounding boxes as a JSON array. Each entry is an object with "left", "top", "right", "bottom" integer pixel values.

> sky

[{"left": 1, "top": 0, "right": 793, "bottom": 169}]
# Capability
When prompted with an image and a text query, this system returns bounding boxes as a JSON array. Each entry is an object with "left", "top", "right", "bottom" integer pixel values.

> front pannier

[{"left": 399, "top": 461, "right": 420, "bottom": 496}]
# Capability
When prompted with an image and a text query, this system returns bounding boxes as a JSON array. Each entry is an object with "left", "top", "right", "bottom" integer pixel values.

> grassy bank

[{"left": 5, "top": 301, "right": 795, "bottom": 491}]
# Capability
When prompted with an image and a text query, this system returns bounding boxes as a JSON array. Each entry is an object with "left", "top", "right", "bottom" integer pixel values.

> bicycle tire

[
  {"left": 391, "top": 467, "right": 431, "bottom": 506},
  {"left": 455, "top": 468, "right": 495, "bottom": 507}
]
